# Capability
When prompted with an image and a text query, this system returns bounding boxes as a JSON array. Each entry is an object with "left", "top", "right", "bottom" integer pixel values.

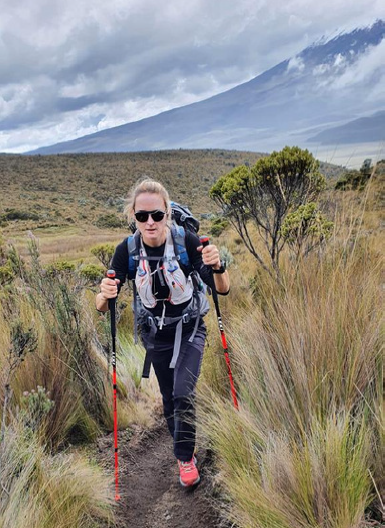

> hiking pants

[{"left": 143, "top": 324, "right": 206, "bottom": 462}]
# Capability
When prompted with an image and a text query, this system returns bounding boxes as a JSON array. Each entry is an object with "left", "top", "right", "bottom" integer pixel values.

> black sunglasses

[{"left": 134, "top": 209, "right": 166, "bottom": 223}]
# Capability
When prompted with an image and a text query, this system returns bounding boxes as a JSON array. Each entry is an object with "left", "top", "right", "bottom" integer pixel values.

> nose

[{"left": 147, "top": 214, "right": 155, "bottom": 225}]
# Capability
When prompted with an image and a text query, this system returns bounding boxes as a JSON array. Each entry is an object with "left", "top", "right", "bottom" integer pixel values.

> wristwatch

[{"left": 212, "top": 260, "right": 226, "bottom": 274}]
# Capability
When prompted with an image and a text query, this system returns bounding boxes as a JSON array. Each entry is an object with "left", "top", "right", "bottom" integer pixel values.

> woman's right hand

[{"left": 99, "top": 277, "right": 120, "bottom": 300}]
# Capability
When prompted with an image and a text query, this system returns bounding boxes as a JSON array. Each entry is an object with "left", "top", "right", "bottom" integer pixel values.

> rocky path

[{"left": 97, "top": 423, "right": 225, "bottom": 528}]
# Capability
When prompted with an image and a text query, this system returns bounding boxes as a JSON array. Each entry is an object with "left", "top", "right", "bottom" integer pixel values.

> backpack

[{"left": 170, "top": 201, "right": 200, "bottom": 234}]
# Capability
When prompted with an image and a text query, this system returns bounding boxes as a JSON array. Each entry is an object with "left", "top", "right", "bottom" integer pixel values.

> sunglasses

[{"left": 134, "top": 209, "right": 166, "bottom": 223}]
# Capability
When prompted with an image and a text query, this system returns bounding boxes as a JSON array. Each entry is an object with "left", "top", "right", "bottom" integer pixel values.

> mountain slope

[
  {"left": 307, "top": 111, "right": 385, "bottom": 144},
  {"left": 29, "top": 20, "right": 385, "bottom": 155}
]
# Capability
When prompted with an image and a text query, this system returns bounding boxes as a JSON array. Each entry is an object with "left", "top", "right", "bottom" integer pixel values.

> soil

[{"left": 97, "top": 422, "right": 227, "bottom": 528}]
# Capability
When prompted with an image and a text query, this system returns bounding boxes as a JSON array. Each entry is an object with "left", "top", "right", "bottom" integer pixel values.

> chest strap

[{"left": 141, "top": 295, "right": 202, "bottom": 378}]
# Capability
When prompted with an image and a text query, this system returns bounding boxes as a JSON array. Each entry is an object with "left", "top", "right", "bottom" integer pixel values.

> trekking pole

[
  {"left": 200, "top": 237, "right": 239, "bottom": 410},
  {"left": 106, "top": 269, "right": 121, "bottom": 501}
]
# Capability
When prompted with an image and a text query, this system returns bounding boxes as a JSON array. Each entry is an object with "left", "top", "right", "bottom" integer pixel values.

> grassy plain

[{"left": 0, "top": 150, "right": 343, "bottom": 262}]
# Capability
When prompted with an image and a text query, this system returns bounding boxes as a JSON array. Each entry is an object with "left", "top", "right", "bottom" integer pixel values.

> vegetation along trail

[{"left": 97, "top": 422, "right": 223, "bottom": 528}]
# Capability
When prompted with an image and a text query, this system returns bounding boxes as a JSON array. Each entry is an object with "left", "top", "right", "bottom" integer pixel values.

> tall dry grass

[
  {"left": 0, "top": 418, "right": 114, "bottom": 528},
  {"left": 199, "top": 188, "right": 383, "bottom": 527},
  {"left": 0, "top": 237, "right": 160, "bottom": 526}
]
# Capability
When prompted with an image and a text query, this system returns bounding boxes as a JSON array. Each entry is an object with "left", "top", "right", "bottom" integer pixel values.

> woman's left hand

[{"left": 197, "top": 243, "right": 221, "bottom": 269}]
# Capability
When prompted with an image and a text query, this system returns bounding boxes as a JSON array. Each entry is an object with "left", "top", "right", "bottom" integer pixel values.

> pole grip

[
  {"left": 106, "top": 269, "right": 117, "bottom": 338},
  {"left": 200, "top": 236, "right": 220, "bottom": 309},
  {"left": 200, "top": 235, "right": 210, "bottom": 248}
]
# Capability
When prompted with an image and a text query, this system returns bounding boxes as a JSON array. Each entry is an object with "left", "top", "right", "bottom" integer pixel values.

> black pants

[{"left": 143, "top": 324, "right": 206, "bottom": 462}]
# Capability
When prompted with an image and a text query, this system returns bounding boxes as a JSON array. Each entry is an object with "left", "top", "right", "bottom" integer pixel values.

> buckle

[{"left": 182, "top": 313, "right": 191, "bottom": 324}]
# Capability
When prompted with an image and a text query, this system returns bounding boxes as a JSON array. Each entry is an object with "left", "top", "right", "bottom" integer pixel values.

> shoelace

[{"left": 179, "top": 460, "right": 195, "bottom": 473}]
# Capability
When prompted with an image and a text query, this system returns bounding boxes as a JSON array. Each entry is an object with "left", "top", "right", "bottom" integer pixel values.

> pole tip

[{"left": 115, "top": 494, "right": 121, "bottom": 501}]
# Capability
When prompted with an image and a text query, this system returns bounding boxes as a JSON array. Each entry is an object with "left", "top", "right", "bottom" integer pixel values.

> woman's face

[{"left": 134, "top": 192, "right": 168, "bottom": 247}]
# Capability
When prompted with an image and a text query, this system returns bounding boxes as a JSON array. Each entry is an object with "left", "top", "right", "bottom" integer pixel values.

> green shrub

[
  {"left": 45, "top": 260, "right": 75, "bottom": 276},
  {"left": 95, "top": 213, "right": 125, "bottom": 229},
  {"left": 210, "top": 216, "right": 229, "bottom": 237},
  {"left": 335, "top": 159, "right": 373, "bottom": 191},
  {"left": 20, "top": 386, "right": 55, "bottom": 433},
  {"left": 90, "top": 243, "right": 115, "bottom": 267},
  {"left": 280, "top": 202, "right": 333, "bottom": 258},
  {"left": 79, "top": 264, "right": 104, "bottom": 283},
  {"left": 0, "top": 264, "right": 13, "bottom": 285},
  {"left": 0, "top": 210, "right": 39, "bottom": 222}
]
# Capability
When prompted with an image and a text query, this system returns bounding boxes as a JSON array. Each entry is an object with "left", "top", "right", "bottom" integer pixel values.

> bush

[
  {"left": 0, "top": 209, "right": 39, "bottom": 222},
  {"left": 79, "top": 264, "right": 104, "bottom": 283},
  {"left": 210, "top": 216, "right": 229, "bottom": 237},
  {"left": 219, "top": 246, "right": 234, "bottom": 267},
  {"left": 90, "top": 243, "right": 115, "bottom": 267},
  {"left": 20, "top": 386, "right": 55, "bottom": 433},
  {"left": 335, "top": 159, "right": 373, "bottom": 191},
  {"left": 0, "top": 264, "right": 13, "bottom": 285},
  {"left": 95, "top": 213, "right": 125, "bottom": 229},
  {"left": 210, "top": 146, "right": 326, "bottom": 275},
  {"left": 280, "top": 202, "right": 333, "bottom": 258},
  {"left": 45, "top": 260, "right": 76, "bottom": 276},
  {"left": 335, "top": 170, "right": 365, "bottom": 190}
]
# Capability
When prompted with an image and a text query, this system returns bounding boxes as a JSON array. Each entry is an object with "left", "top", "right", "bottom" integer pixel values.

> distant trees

[
  {"left": 335, "top": 159, "right": 373, "bottom": 191},
  {"left": 210, "top": 146, "right": 328, "bottom": 276}
]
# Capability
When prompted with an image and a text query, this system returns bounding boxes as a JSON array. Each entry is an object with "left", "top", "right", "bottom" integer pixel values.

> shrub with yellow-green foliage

[
  {"left": 0, "top": 264, "right": 12, "bottom": 285},
  {"left": 90, "top": 243, "right": 115, "bottom": 268},
  {"left": 45, "top": 260, "right": 76, "bottom": 276},
  {"left": 280, "top": 202, "right": 334, "bottom": 259},
  {"left": 210, "top": 146, "right": 328, "bottom": 275},
  {"left": 79, "top": 263, "right": 105, "bottom": 283},
  {"left": 210, "top": 216, "right": 229, "bottom": 237}
]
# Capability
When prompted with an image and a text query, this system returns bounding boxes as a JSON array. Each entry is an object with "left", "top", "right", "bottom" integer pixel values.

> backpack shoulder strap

[
  {"left": 127, "top": 231, "right": 142, "bottom": 345},
  {"left": 127, "top": 231, "right": 141, "bottom": 280},
  {"left": 171, "top": 224, "right": 191, "bottom": 272}
]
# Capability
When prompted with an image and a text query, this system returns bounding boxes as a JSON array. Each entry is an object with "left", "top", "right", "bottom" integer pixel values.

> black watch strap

[{"left": 212, "top": 261, "right": 226, "bottom": 274}]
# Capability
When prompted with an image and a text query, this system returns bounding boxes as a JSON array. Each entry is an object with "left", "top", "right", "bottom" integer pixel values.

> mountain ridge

[{"left": 27, "top": 20, "right": 385, "bottom": 156}]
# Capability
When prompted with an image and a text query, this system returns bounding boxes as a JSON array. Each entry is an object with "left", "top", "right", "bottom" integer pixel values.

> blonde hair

[{"left": 124, "top": 177, "right": 171, "bottom": 222}]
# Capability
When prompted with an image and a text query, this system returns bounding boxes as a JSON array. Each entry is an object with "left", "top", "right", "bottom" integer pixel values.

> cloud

[
  {"left": 0, "top": 0, "right": 384, "bottom": 151},
  {"left": 329, "top": 39, "right": 385, "bottom": 90},
  {"left": 288, "top": 56, "right": 305, "bottom": 71}
]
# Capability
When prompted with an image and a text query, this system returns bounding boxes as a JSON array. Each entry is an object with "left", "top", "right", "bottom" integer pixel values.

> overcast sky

[{"left": 0, "top": 0, "right": 384, "bottom": 153}]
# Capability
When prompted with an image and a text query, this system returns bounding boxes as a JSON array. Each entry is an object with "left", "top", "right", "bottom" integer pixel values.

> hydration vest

[
  {"left": 131, "top": 228, "right": 194, "bottom": 308},
  {"left": 127, "top": 224, "right": 210, "bottom": 378}
]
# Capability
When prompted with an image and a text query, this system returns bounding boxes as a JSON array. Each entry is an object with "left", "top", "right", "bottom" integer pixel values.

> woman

[{"left": 96, "top": 179, "right": 230, "bottom": 487}]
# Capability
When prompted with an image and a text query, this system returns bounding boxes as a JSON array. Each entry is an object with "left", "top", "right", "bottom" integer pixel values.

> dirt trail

[{"left": 97, "top": 423, "right": 225, "bottom": 528}]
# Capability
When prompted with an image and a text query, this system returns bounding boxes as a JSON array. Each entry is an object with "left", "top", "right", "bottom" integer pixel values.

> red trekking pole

[
  {"left": 200, "top": 237, "right": 239, "bottom": 410},
  {"left": 106, "top": 269, "right": 120, "bottom": 501}
]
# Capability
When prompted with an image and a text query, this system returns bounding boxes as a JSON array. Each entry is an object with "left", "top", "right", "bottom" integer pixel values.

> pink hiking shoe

[{"left": 178, "top": 456, "right": 200, "bottom": 487}]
